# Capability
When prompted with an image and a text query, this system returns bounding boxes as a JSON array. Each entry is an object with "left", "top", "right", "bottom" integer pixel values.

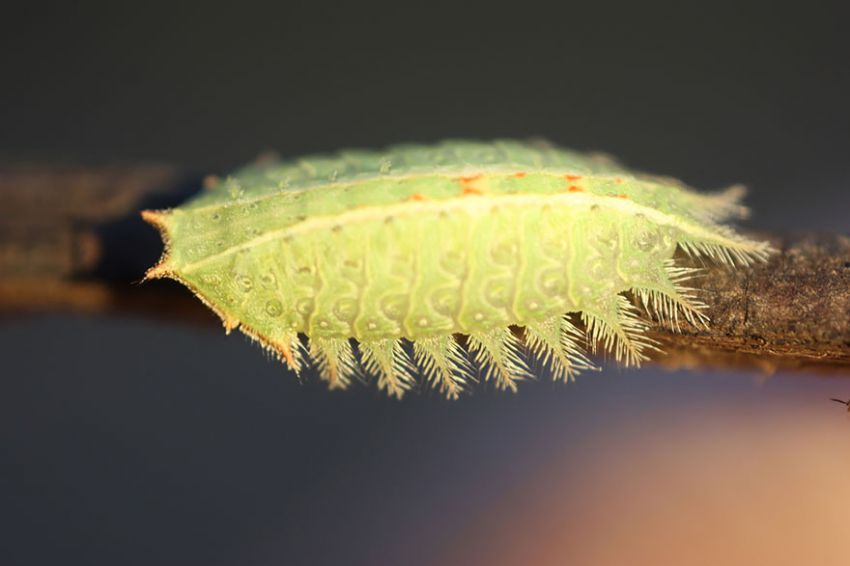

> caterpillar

[{"left": 142, "top": 139, "right": 774, "bottom": 399}]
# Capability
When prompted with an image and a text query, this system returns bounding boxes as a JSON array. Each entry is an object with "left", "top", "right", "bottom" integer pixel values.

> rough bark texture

[
  {"left": 2, "top": 161, "right": 848, "bottom": 373},
  {"left": 649, "top": 234, "right": 850, "bottom": 373}
]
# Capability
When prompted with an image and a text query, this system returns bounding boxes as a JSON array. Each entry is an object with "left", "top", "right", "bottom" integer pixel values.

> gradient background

[{"left": 2, "top": 2, "right": 850, "bottom": 565}]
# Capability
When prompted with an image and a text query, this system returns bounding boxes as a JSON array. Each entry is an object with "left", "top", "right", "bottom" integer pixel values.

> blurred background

[{"left": 2, "top": 2, "right": 849, "bottom": 565}]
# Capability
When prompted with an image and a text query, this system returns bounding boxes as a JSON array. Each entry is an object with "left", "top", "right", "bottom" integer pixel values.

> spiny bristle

[
  {"left": 467, "top": 327, "right": 532, "bottom": 392},
  {"left": 413, "top": 335, "right": 471, "bottom": 400},
  {"left": 524, "top": 316, "right": 594, "bottom": 382},
  {"left": 275, "top": 331, "right": 308, "bottom": 375},
  {"left": 679, "top": 238, "right": 774, "bottom": 267},
  {"left": 582, "top": 296, "right": 658, "bottom": 366},
  {"left": 559, "top": 317, "right": 598, "bottom": 374},
  {"left": 359, "top": 339, "right": 416, "bottom": 399},
  {"left": 634, "top": 288, "right": 708, "bottom": 331},
  {"left": 309, "top": 337, "right": 357, "bottom": 390},
  {"left": 695, "top": 184, "right": 750, "bottom": 222},
  {"left": 664, "top": 262, "right": 702, "bottom": 285},
  {"left": 631, "top": 260, "right": 709, "bottom": 330}
]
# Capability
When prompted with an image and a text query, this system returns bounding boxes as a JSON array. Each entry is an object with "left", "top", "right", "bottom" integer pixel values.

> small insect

[
  {"left": 830, "top": 398, "right": 850, "bottom": 412},
  {"left": 142, "top": 139, "right": 773, "bottom": 398}
]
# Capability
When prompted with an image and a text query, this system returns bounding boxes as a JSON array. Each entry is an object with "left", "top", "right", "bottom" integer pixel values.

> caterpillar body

[{"left": 142, "top": 139, "right": 773, "bottom": 399}]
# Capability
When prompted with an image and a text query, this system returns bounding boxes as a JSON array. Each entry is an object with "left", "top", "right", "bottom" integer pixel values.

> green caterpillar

[{"left": 143, "top": 139, "right": 773, "bottom": 399}]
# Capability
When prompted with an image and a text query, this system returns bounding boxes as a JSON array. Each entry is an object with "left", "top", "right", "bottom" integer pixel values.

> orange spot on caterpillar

[
  {"left": 562, "top": 174, "right": 584, "bottom": 193},
  {"left": 615, "top": 193, "right": 629, "bottom": 199},
  {"left": 614, "top": 177, "right": 624, "bottom": 184},
  {"left": 458, "top": 174, "right": 484, "bottom": 196},
  {"left": 512, "top": 172, "right": 527, "bottom": 178},
  {"left": 409, "top": 193, "right": 428, "bottom": 202}
]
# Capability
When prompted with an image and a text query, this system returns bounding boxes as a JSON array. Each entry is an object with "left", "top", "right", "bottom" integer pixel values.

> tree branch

[{"left": 649, "top": 233, "right": 850, "bottom": 373}]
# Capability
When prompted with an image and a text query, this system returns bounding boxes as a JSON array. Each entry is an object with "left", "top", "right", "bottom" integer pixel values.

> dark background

[
  {"left": 2, "top": 2, "right": 849, "bottom": 565},
  {"left": 3, "top": 2, "right": 849, "bottom": 232}
]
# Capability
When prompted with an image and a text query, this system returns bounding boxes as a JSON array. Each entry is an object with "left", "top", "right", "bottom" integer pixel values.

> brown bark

[
  {"left": 649, "top": 234, "right": 850, "bottom": 374},
  {"left": 2, "top": 161, "right": 848, "bottom": 373}
]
